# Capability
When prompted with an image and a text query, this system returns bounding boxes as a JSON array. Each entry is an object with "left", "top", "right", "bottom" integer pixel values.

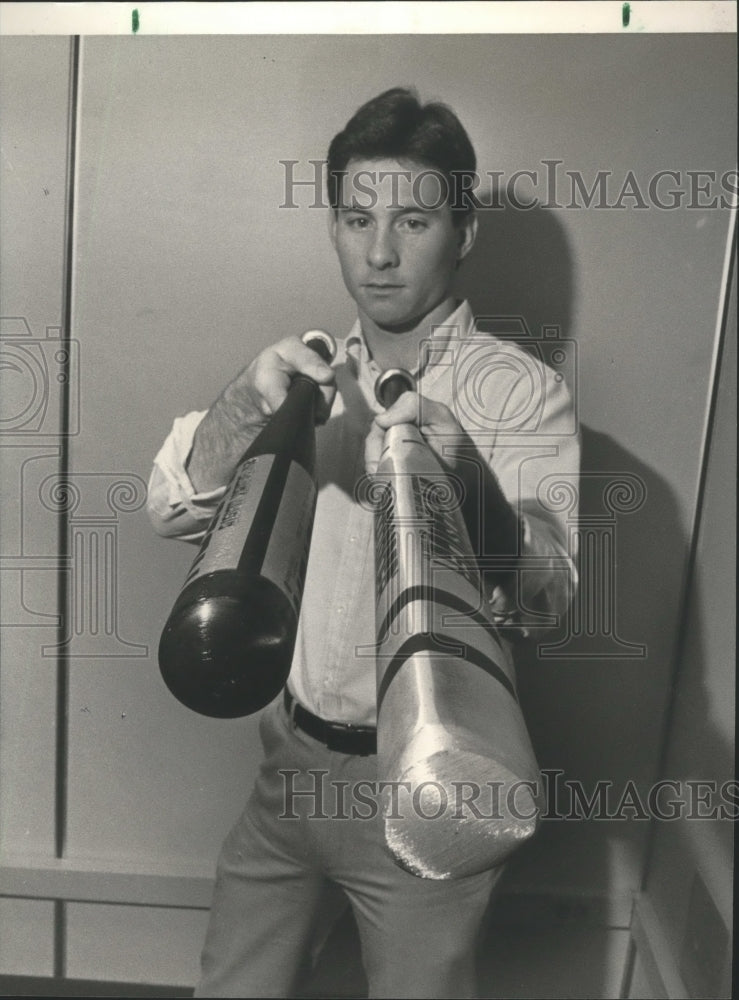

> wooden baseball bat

[
  {"left": 372, "top": 368, "right": 540, "bottom": 878},
  {"left": 159, "top": 330, "right": 336, "bottom": 719}
]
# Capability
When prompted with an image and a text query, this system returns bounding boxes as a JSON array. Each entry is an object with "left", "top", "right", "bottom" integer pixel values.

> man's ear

[
  {"left": 456, "top": 212, "right": 478, "bottom": 263},
  {"left": 327, "top": 209, "right": 338, "bottom": 250}
]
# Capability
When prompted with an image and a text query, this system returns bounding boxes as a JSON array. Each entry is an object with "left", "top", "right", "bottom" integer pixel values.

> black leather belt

[{"left": 283, "top": 688, "right": 377, "bottom": 756}]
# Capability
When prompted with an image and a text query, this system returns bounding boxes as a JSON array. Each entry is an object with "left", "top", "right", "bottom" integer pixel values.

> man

[{"left": 148, "top": 88, "right": 578, "bottom": 998}]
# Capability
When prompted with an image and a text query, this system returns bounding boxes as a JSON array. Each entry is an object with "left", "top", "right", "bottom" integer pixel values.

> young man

[{"left": 148, "top": 88, "right": 579, "bottom": 998}]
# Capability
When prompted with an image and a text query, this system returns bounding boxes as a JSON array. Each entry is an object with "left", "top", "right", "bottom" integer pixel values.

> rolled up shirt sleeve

[{"left": 147, "top": 410, "right": 227, "bottom": 542}]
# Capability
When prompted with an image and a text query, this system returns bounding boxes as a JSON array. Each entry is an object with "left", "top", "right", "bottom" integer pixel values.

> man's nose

[{"left": 367, "top": 227, "right": 399, "bottom": 269}]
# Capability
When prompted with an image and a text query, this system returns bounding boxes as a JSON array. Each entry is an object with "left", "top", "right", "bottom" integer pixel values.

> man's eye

[
  {"left": 346, "top": 215, "right": 369, "bottom": 228},
  {"left": 401, "top": 218, "right": 428, "bottom": 231}
]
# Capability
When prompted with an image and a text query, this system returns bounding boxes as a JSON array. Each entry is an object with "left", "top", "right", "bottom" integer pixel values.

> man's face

[{"left": 329, "top": 158, "right": 476, "bottom": 333}]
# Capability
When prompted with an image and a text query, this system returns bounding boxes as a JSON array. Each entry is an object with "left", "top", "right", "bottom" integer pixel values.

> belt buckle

[
  {"left": 324, "top": 720, "right": 354, "bottom": 755},
  {"left": 327, "top": 722, "right": 375, "bottom": 757}
]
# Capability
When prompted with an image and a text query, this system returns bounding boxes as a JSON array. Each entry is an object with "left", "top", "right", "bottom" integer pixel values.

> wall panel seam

[{"left": 54, "top": 34, "right": 82, "bottom": 864}]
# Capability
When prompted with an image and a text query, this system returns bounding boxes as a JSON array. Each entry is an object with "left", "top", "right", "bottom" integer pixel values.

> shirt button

[
  {"left": 349, "top": 535, "right": 357, "bottom": 542},
  {"left": 337, "top": 606, "right": 344, "bottom": 614}
]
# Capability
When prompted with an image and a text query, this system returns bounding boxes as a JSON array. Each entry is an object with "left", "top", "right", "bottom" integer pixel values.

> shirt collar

[{"left": 344, "top": 299, "right": 475, "bottom": 379}]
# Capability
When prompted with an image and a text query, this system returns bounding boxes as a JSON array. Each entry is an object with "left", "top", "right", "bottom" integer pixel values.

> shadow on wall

[
  {"left": 471, "top": 207, "right": 730, "bottom": 996},
  {"left": 501, "top": 428, "right": 732, "bottom": 999},
  {"left": 458, "top": 200, "right": 704, "bottom": 997},
  {"left": 456, "top": 196, "right": 574, "bottom": 344}
]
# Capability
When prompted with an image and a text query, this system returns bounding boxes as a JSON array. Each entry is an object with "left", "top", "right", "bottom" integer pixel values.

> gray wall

[
  {"left": 632, "top": 249, "right": 735, "bottom": 999},
  {"left": 1, "top": 33, "right": 735, "bottom": 992}
]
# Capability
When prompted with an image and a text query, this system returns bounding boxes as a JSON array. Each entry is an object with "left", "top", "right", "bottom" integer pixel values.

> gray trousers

[{"left": 195, "top": 698, "right": 502, "bottom": 999}]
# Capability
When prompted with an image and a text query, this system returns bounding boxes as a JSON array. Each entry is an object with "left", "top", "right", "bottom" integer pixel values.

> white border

[{"left": 0, "top": 1, "right": 736, "bottom": 36}]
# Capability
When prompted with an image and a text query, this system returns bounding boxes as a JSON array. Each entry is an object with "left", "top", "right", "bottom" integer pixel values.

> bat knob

[
  {"left": 375, "top": 368, "right": 415, "bottom": 409},
  {"left": 301, "top": 329, "right": 336, "bottom": 364}
]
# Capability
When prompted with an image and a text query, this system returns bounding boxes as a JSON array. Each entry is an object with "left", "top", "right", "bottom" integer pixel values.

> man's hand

[
  {"left": 188, "top": 335, "right": 336, "bottom": 492},
  {"left": 364, "top": 391, "right": 467, "bottom": 475},
  {"left": 365, "top": 390, "right": 521, "bottom": 567}
]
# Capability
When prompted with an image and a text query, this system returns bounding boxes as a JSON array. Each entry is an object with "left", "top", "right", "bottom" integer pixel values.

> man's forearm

[
  {"left": 186, "top": 390, "right": 266, "bottom": 492},
  {"left": 185, "top": 335, "right": 336, "bottom": 493}
]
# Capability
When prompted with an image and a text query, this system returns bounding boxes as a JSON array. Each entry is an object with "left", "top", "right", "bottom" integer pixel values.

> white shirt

[{"left": 147, "top": 300, "right": 579, "bottom": 725}]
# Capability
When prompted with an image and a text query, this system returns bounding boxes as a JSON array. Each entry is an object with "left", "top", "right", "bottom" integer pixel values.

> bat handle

[
  {"left": 374, "top": 367, "right": 415, "bottom": 409},
  {"left": 301, "top": 329, "right": 336, "bottom": 365},
  {"left": 291, "top": 330, "right": 337, "bottom": 398}
]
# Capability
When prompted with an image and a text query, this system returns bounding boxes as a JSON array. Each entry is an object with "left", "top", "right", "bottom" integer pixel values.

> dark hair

[{"left": 327, "top": 87, "right": 477, "bottom": 224}]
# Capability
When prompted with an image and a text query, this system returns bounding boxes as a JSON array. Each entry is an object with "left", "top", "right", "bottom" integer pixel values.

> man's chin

[
  {"left": 361, "top": 302, "right": 421, "bottom": 335},
  {"left": 369, "top": 315, "right": 422, "bottom": 335}
]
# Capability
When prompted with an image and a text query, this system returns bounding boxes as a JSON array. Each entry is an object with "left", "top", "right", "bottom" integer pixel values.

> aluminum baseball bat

[{"left": 371, "top": 368, "right": 541, "bottom": 878}]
